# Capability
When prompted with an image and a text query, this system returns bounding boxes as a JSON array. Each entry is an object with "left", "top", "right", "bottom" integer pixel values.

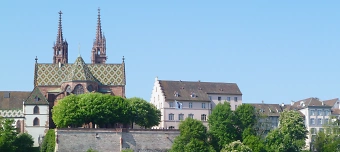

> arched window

[
  {"left": 16, "top": 120, "right": 21, "bottom": 133},
  {"left": 73, "top": 84, "right": 84, "bottom": 95},
  {"left": 65, "top": 85, "right": 72, "bottom": 95},
  {"left": 33, "top": 117, "right": 40, "bottom": 126},
  {"left": 33, "top": 106, "right": 39, "bottom": 114},
  {"left": 87, "top": 85, "right": 94, "bottom": 92}
]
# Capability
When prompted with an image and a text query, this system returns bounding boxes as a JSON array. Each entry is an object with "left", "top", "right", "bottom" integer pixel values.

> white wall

[{"left": 24, "top": 105, "right": 49, "bottom": 147}]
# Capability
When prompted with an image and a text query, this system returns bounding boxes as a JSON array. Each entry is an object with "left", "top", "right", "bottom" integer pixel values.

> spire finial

[
  {"left": 122, "top": 56, "right": 125, "bottom": 62},
  {"left": 56, "top": 11, "right": 63, "bottom": 44},
  {"left": 35, "top": 56, "right": 38, "bottom": 63},
  {"left": 95, "top": 7, "right": 102, "bottom": 43},
  {"left": 78, "top": 43, "right": 81, "bottom": 57}
]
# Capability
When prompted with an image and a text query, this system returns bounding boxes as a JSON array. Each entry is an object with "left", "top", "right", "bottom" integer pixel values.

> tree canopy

[
  {"left": 52, "top": 93, "right": 161, "bottom": 128},
  {"left": 221, "top": 140, "right": 252, "bottom": 152}
]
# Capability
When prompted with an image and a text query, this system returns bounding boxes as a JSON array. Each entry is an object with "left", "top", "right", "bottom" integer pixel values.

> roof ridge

[{"left": 67, "top": 57, "right": 97, "bottom": 82}]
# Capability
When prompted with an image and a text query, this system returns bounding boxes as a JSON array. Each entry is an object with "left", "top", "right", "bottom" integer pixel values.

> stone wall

[{"left": 55, "top": 128, "right": 180, "bottom": 152}]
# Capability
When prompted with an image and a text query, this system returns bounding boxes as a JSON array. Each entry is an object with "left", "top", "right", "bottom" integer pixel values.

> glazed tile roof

[
  {"left": 24, "top": 87, "right": 48, "bottom": 105},
  {"left": 159, "top": 80, "right": 241, "bottom": 101},
  {"left": 35, "top": 56, "right": 125, "bottom": 86},
  {"left": 0, "top": 91, "right": 31, "bottom": 110}
]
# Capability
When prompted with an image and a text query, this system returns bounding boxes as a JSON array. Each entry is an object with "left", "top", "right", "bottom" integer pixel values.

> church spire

[
  {"left": 53, "top": 11, "right": 68, "bottom": 64},
  {"left": 56, "top": 11, "right": 63, "bottom": 44},
  {"left": 91, "top": 7, "right": 107, "bottom": 64}
]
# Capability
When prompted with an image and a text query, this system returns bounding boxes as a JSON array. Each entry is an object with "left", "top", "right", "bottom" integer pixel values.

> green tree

[
  {"left": 14, "top": 133, "right": 34, "bottom": 152},
  {"left": 221, "top": 140, "right": 253, "bottom": 152},
  {"left": 234, "top": 104, "right": 257, "bottom": 133},
  {"left": 208, "top": 102, "right": 238, "bottom": 151},
  {"left": 52, "top": 94, "right": 82, "bottom": 128},
  {"left": 242, "top": 128, "right": 266, "bottom": 152},
  {"left": 128, "top": 97, "right": 161, "bottom": 128},
  {"left": 313, "top": 118, "right": 340, "bottom": 152},
  {"left": 0, "top": 118, "right": 18, "bottom": 152},
  {"left": 170, "top": 118, "right": 215, "bottom": 152},
  {"left": 265, "top": 110, "right": 308, "bottom": 152},
  {"left": 40, "top": 129, "right": 55, "bottom": 152}
]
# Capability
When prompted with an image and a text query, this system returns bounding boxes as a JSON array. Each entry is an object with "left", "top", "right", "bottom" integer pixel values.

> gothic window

[
  {"left": 87, "top": 85, "right": 94, "bottom": 92},
  {"left": 33, "top": 106, "right": 39, "bottom": 114},
  {"left": 73, "top": 84, "right": 84, "bottom": 95},
  {"left": 66, "top": 85, "right": 71, "bottom": 95},
  {"left": 33, "top": 117, "right": 40, "bottom": 126},
  {"left": 97, "top": 49, "right": 100, "bottom": 55},
  {"left": 16, "top": 120, "right": 21, "bottom": 133},
  {"left": 58, "top": 49, "right": 61, "bottom": 55}
]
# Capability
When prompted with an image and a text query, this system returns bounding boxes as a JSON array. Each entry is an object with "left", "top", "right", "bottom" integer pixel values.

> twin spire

[{"left": 53, "top": 8, "right": 107, "bottom": 64}]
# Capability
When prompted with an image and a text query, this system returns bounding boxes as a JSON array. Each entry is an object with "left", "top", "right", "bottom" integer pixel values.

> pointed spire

[
  {"left": 95, "top": 8, "right": 102, "bottom": 43},
  {"left": 56, "top": 11, "right": 63, "bottom": 44}
]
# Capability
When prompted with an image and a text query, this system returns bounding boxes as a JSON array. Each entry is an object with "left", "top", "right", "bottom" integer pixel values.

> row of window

[
  {"left": 215, "top": 96, "right": 238, "bottom": 102},
  {"left": 310, "top": 118, "right": 329, "bottom": 125},
  {"left": 310, "top": 109, "right": 330, "bottom": 116},
  {"left": 168, "top": 113, "right": 207, "bottom": 121},
  {"left": 169, "top": 102, "right": 209, "bottom": 109}
]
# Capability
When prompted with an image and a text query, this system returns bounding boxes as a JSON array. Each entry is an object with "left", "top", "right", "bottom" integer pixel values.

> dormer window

[
  {"left": 174, "top": 91, "right": 179, "bottom": 97},
  {"left": 191, "top": 92, "right": 196, "bottom": 98},
  {"left": 34, "top": 96, "right": 40, "bottom": 102}
]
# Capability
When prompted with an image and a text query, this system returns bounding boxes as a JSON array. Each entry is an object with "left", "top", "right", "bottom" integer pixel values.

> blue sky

[{"left": 1, "top": 1, "right": 340, "bottom": 104}]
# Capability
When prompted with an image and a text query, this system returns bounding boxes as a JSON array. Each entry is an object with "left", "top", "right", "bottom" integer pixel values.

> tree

[
  {"left": 208, "top": 102, "right": 238, "bottom": 151},
  {"left": 242, "top": 128, "right": 266, "bottom": 152},
  {"left": 314, "top": 118, "right": 340, "bottom": 152},
  {"left": 265, "top": 110, "right": 308, "bottom": 152},
  {"left": 14, "top": 133, "right": 34, "bottom": 152},
  {"left": 0, "top": 118, "right": 18, "bottom": 152},
  {"left": 128, "top": 97, "right": 161, "bottom": 128},
  {"left": 221, "top": 140, "right": 252, "bottom": 152},
  {"left": 234, "top": 104, "right": 257, "bottom": 133},
  {"left": 170, "top": 118, "right": 215, "bottom": 152},
  {"left": 40, "top": 129, "right": 55, "bottom": 152},
  {"left": 52, "top": 94, "right": 82, "bottom": 128}
]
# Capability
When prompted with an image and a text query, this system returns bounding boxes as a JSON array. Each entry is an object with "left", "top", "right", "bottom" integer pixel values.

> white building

[
  {"left": 0, "top": 87, "right": 49, "bottom": 147},
  {"left": 150, "top": 77, "right": 242, "bottom": 129}
]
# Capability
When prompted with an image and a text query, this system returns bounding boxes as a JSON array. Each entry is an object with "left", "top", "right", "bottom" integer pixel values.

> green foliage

[
  {"left": 313, "top": 121, "right": 340, "bottom": 152},
  {"left": 0, "top": 117, "right": 34, "bottom": 152},
  {"left": 265, "top": 110, "right": 307, "bottom": 152},
  {"left": 128, "top": 97, "right": 161, "bottom": 128},
  {"left": 170, "top": 118, "right": 215, "bottom": 152},
  {"left": 40, "top": 129, "right": 55, "bottom": 152},
  {"left": 86, "top": 148, "right": 99, "bottom": 152},
  {"left": 235, "top": 104, "right": 257, "bottom": 132},
  {"left": 208, "top": 102, "right": 239, "bottom": 151},
  {"left": 242, "top": 128, "right": 266, "bottom": 152},
  {"left": 121, "top": 149, "right": 134, "bottom": 152},
  {"left": 221, "top": 140, "right": 253, "bottom": 152},
  {"left": 52, "top": 93, "right": 161, "bottom": 128}
]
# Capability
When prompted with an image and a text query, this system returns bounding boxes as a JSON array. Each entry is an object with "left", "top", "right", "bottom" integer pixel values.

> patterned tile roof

[
  {"left": 0, "top": 91, "right": 31, "bottom": 110},
  {"left": 159, "top": 80, "right": 241, "bottom": 101},
  {"left": 24, "top": 87, "right": 48, "bottom": 105},
  {"left": 35, "top": 56, "right": 125, "bottom": 86}
]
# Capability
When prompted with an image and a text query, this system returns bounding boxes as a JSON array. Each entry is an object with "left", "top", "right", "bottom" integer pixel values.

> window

[
  {"left": 234, "top": 97, "right": 238, "bottom": 102},
  {"left": 34, "top": 96, "right": 40, "bottom": 102},
  {"left": 73, "top": 84, "right": 84, "bottom": 95},
  {"left": 33, "top": 106, "right": 39, "bottom": 114},
  {"left": 189, "top": 102, "right": 193, "bottom": 108},
  {"left": 179, "top": 114, "right": 184, "bottom": 120},
  {"left": 202, "top": 103, "right": 206, "bottom": 109},
  {"left": 311, "top": 110, "right": 315, "bottom": 116},
  {"left": 201, "top": 114, "right": 207, "bottom": 121},
  {"left": 319, "top": 128, "right": 324, "bottom": 133},
  {"left": 87, "top": 85, "right": 94, "bottom": 92},
  {"left": 325, "top": 118, "right": 329, "bottom": 124},
  {"left": 169, "top": 102, "right": 174, "bottom": 108},
  {"left": 169, "top": 126, "right": 175, "bottom": 129},
  {"left": 235, "top": 105, "right": 238, "bottom": 110},
  {"left": 325, "top": 110, "right": 330, "bottom": 116},
  {"left": 169, "top": 114, "right": 174, "bottom": 120},
  {"left": 318, "top": 118, "right": 322, "bottom": 125},
  {"left": 227, "top": 97, "right": 231, "bottom": 102},
  {"left": 310, "top": 128, "right": 316, "bottom": 134},
  {"left": 33, "top": 117, "right": 39, "bottom": 126},
  {"left": 191, "top": 93, "right": 196, "bottom": 98},
  {"left": 310, "top": 118, "right": 315, "bottom": 125},
  {"left": 311, "top": 135, "right": 316, "bottom": 142},
  {"left": 16, "top": 120, "right": 21, "bottom": 133},
  {"left": 218, "top": 97, "right": 221, "bottom": 101},
  {"left": 318, "top": 110, "right": 322, "bottom": 116},
  {"left": 209, "top": 96, "right": 212, "bottom": 101},
  {"left": 188, "top": 114, "right": 194, "bottom": 119}
]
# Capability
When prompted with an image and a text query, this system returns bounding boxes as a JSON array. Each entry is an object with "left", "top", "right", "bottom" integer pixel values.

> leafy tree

[
  {"left": 208, "top": 102, "right": 238, "bottom": 151},
  {"left": 0, "top": 118, "right": 18, "bottom": 152},
  {"left": 265, "top": 110, "right": 307, "bottom": 152},
  {"left": 221, "top": 140, "right": 252, "bottom": 152},
  {"left": 52, "top": 94, "right": 82, "bottom": 128},
  {"left": 128, "top": 97, "right": 161, "bottom": 128},
  {"left": 313, "top": 118, "right": 340, "bottom": 152},
  {"left": 40, "top": 129, "right": 55, "bottom": 152},
  {"left": 242, "top": 128, "right": 266, "bottom": 152},
  {"left": 14, "top": 133, "right": 34, "bottom": 152},
  {"left": 234, "top": 104, "right": 257, "bottom": 133},
  {"left": 170, "top": 118, "right": 215, "bottom": 152}
]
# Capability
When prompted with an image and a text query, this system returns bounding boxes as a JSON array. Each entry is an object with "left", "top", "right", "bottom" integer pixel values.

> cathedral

[{"left": 0, "top": 8, "right": 126, "bottom": 147}]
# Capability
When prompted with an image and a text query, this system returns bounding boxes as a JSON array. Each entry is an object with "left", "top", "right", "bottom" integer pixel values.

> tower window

[
  {"left": 97, "top": 50, "right": 100, "bottom": 55},
  {"left": 33, "top": 117, "right": 40, "bottom": 126},
  {"left": 33, "top": 106, "right": 39, "bottom": 114},
  {"left": 58, "top": 49, "right": 61, "bottom": 55}
]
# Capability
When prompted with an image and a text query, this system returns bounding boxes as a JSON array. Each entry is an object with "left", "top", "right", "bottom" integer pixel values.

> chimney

[
  {"left": 291, "top": 100, "right": 295, "bottom": 106},
  {"left": 281, "top": 103, "right": 284, "bottom": 107}
]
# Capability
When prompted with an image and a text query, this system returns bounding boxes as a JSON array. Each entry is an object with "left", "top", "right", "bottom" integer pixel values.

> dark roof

[
  {"left": 0, "top": 91, "right": 31, "bottom": 110},
  {"left": 24, "top": 87, "right": 48, "bottom": 105},
  {"left": 324, "top": 98, "right": 338, "bottom": 107},
  {"left": 159, "top": 80, "right": 242, "bottom": 101},
  {"left": 249, "top": 103, "right": 284, "bottom": 116}
]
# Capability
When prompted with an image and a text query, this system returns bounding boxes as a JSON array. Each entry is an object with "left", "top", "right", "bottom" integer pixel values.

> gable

[{"left": 24, "top": 87, "right": 49, "bottom": 105}]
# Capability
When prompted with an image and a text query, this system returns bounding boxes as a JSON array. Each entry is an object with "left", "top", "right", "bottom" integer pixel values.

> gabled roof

[
  {"left": 0, "top": 91, "right": 31, "bottom": 110},
  {"left": 159, "top": 80, "right": 242, "bottom": 101},
  {"left": 324, "top": 98, "right": 338, "bottom": 107},
  {"left": 24, "top": 87, "right": 48, "bottom": 105},
  {"left": 34, "top": 56, "right": 125, "bottom": 86},
  {"left": 249, "top": 103, "right": 284, "bottom": 116},
  {"left": 332, "top": 108, "right": 340, "bottom": 115},
  {"left": 67, "top": 57, "right": 97, "bottom": 82},
  {"left": 292, "top": 97, "right": 324, "bottom": 107}
]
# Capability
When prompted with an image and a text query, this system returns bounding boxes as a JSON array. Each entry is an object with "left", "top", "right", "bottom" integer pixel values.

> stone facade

[{"left": 56, "top": 129, "right": 179, "bottom": 152}]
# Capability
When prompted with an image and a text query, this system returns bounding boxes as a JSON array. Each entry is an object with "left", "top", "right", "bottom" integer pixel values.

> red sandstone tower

[
  {"left": 53, "top": 11, "right": 68, "bottom": 64},
  {"left": 91, "top": 8, "right": 107, "bottom": 64}
]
